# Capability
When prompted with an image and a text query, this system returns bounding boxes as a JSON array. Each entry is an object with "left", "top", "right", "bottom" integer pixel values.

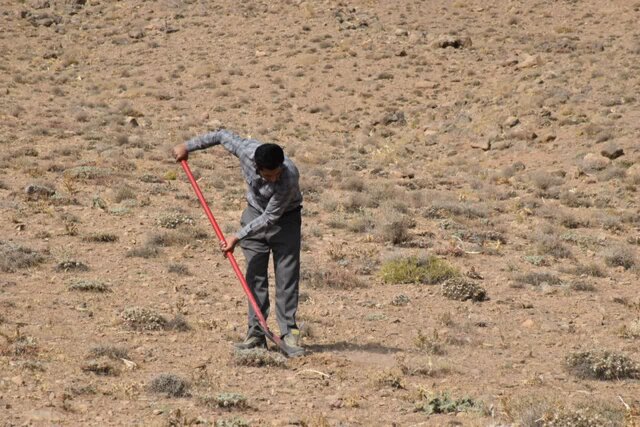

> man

[{"left": 172, "top": 129, "right": 304, "bottom": 354}]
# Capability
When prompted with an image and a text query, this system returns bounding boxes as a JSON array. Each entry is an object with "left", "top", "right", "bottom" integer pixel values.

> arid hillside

[{"left": 1, "top": 1, "right": 639, "bottom": 426}]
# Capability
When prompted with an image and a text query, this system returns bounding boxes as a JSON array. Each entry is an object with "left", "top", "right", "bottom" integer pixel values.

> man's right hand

[{"left": 172, "top": 143, "right": 189, "bottom": 162}]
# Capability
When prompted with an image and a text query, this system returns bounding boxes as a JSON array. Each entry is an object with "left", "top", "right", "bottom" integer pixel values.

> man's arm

[{"left": 172, "top": 129, "right": 247, "bottom": 161}]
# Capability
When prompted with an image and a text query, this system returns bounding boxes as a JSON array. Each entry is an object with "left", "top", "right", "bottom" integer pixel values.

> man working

[{"left": 173, "top": 129, "right": 304, "bottom": 354}]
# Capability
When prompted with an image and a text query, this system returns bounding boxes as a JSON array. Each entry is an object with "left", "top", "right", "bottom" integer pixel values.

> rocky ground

[{"left": 1, "top": 0, "right": 640, "bottom": 426}]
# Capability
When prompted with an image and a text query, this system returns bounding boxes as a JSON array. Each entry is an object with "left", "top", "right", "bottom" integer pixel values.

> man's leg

[
  {"left": 239, "top": 207, "right": 270, "bottom": 340},
  {"left": 268, "top": 209, "right": 302, "bottom": 337}
]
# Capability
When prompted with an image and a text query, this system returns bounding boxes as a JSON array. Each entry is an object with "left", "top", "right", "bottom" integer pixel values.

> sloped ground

[{"left": 1, "top": 0, "right": 639, "bottom": 426}]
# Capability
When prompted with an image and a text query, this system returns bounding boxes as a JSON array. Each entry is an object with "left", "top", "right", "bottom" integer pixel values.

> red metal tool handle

[{"left": 180, "top": 160, "right": 282, "bottom": 347}]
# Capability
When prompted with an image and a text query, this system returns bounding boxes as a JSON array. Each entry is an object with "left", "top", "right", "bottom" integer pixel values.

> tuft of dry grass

[
  {"left": 373, "top": 369, "right": 405, "bottom": 389},
  {"left": 201, "top": 392, "right": 248, "bottom": 409},
  {"left": 148, "top": 373, "right": 191, "bottom": 397}
]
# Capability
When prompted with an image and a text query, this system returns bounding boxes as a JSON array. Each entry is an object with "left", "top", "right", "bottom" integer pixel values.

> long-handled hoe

[{"left": 180, "top": 160, "right": 303, "bottom": 357}]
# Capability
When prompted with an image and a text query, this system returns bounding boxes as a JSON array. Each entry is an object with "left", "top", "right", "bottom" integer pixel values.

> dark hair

[{"left": 254, "top": 143, "right": 284, "bottom": 170}]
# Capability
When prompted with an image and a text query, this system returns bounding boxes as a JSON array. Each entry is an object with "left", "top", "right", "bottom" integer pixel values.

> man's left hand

[{"left": 220, "top": 236, "right": 239, "bottom": 255}]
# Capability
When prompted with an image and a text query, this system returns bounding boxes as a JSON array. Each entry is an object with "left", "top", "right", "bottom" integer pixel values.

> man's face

[{"left": 258, "top": 167, "right": 283, "bottom": 183}]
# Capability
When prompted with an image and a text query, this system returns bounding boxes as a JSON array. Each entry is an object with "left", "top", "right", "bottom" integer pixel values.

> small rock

[
  {"left": 434, "top": 35, "right": 472, "bottom": 49},
  {"left": 11, "top": 375, "right": 24, "bottom": 386},
  {"left": 126, "top": 117, "right": 139, "bottom": 127},
  {"left": 506, "top": 129, "right": 537, "bottom": 141},
  {"left": 516, "top": 54, "right": 541, "bottom": 69},
  {"left": 581, "top": 153, "right": 610, "bottom": 172},
  {"left": 25, "top": 184, "right": 55, "bottom": 200},
  {"left": 377, "top": 111, "right": 406, "bottom": 126},
  {"left": 626, "top": 164, "right": 640, "bottom": 181},
  {"left": 521, "top": 319, "right": 535, "bottom": 328},
  {"left": 600, "top": 145, "right": 624, "bottom": 160},
  {"left": 503, "top": 116, "right": 520, "bottom": 128},
  {"left": 128, "top": 30, "right": 145, "bottom": 40},
  {"left": 470, "top": 139, "right": 491, "bottom": 150}
]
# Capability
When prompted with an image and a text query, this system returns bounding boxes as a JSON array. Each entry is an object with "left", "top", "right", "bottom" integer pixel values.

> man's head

[{"left": 255, "top": 143, "right": 284, "bottom": 183}]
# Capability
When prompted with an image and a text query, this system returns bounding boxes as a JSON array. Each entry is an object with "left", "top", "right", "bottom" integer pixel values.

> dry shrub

[
  {"left": 233, "top": 348, "right": 287, "bottom": 367},
  {"left": 82, "top": 233, "right": 119, "bottom": 243},
  {"left": 121, "top": 307, "right": 167, "bottom": 331},
  {"left": 0, "top": 241, "right": 46, "bottom": 272},
  {"left": 515, "top": 272, "right": 562, "bottom": 287},
  {"left": 535, "top": 235, "right": 572, "bottom": 258},
  {"left": 374, "top": 368, "right": 405, "bottom": 389},
  {"left": 56, "top": 260, "right": 89, "bottom": 272},
  {"left": 157, "top": 211, "right": 195, "bottom": 229},
  {"left": 113, "top": 186, "right": 137, "bottom": 203},
  {"left": 148, "top": 373, "right": 191, "bottom": 397},
  {"left": 89, "top": 345, "right": 129, "bottom": 360},
  {"left": 414, "top": 329, "right": 446, "bottom": 355},
  {"left": 303, "top": 266, "right": 367, "bottom": 289},
  {"left": 147, "top": 228, "right": 208, "bottom": 247},
  {"left": 566, "top": 350, "right": 640, "bottom": 380},
  {"left": 82, "top": 357, "right": 119, "bottom": 376},
  {"left": 380, "top": 256, "right": 459, "bottom": 285},
  {"left": 126, "top": 244, "right": 160, "bottom": 258},
  {"left": 214, "top": 417, "right": 250, "bottom": 427},
  {"left": 619, "top": 320, "right": 640, "bottom": 339},
  {"left": 68, "top": 280, "right": 110, "bottom": 293},
  {"left": 603, "top": 245, "right": 636, "bottom": 270},
  {"left": 375, "top": 212, "right": 414, "bottom": 245},
  {"left": 423, "top": 200, "right": 488, "bottom": 219},
  {"left": 206, "top": 392, "right": 248, "bottom": 409},
  {"left": 442, "top": 277, "right": 487, "bottom": 301},
  {"left": 502, "top": 396, "right": 623, "bottom": 427},
  {"left": 562, "top": 263, "right": 605, "bottom": 277},
  {"left": 168, "top": 263, "right": 192, "bottom": 276}
]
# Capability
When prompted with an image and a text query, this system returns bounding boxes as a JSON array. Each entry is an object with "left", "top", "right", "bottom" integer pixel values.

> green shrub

[{"left": 380, "top": 256, "right": 459, "bottom": 285}]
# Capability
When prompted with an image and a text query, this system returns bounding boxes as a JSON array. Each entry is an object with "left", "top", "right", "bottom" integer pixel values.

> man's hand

[
  {"left": 172, "top": 143, "right": 189, "bottom": 162},
  {"left": 220, "top": 236, "right": 240, "bottom": 255}
]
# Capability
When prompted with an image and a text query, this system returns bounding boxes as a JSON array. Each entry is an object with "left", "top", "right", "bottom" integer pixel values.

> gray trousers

[{"left": 239, "top": 205, "right": 301, "bottom": 338}]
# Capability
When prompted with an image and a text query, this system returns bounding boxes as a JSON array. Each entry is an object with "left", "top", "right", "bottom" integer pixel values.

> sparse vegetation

[{"left": 82, "top": 233, "right": 119, "bottom": 243}]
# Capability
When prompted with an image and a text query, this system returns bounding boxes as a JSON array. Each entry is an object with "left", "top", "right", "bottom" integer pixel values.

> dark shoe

[
  {"left": 281, "top": 329, "right": 305, "bottom": 357},
  {"left": 234, "top": 335, "right": 267, "bottom": 350}
]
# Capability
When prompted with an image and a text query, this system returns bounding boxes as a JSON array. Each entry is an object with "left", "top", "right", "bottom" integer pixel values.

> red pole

[{"left": 180, "top": 160, "right": 282, "bottom": 347}]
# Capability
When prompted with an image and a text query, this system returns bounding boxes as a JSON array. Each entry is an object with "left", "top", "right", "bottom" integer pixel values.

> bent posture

[{"left": 173, "top": 129, "right": 303, "bottom": 354}]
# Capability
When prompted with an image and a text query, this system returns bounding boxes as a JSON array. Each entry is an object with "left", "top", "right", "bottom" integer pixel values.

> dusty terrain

[{"left": 1, "top": 0, "right": 640, "bottom": 426}]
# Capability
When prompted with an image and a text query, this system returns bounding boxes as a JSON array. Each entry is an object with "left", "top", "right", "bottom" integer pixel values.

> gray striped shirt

[{"left": 185, "top": 129, "right": 302, "bottom": 240}]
